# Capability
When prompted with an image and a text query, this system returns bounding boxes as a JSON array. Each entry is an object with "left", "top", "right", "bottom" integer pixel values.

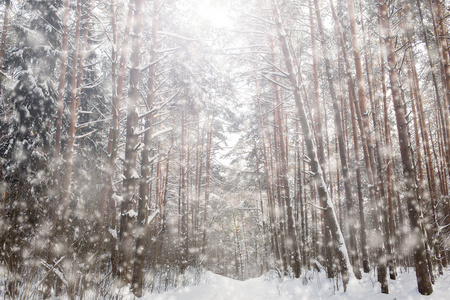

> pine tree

[{"left": 0, "top": 0, "right": 63, "bottom": 296}]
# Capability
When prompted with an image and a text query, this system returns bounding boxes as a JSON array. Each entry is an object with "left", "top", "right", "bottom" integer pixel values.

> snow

[
  {"left": 109, "top": 228, "right": 118, "bottom": 240},
  {"left": 152, "top": 127, "right": 173, "bottom": 139},
  {"left": 146, "top": 210, "right": 159, "bottom": 225},
  {"left": 141, "top": 268, "right": 450, "bottom": 300},
  {"left": 126, "top": 209, "right": 138, "bottom": 218}
]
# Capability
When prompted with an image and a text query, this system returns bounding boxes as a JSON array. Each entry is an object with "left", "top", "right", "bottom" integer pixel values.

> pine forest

[{"left": 0, "top": 0, "right": 449, "bottom": 299}]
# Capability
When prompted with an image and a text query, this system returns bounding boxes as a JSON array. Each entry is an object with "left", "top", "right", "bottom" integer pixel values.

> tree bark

[
  {"left": 428, "top": 0, "right": 450, "bottom": 181},
  {"left": 326, "top": 0, "right": 361, "bottom": 280},
  {"left": 100, "top": 0, "right": 134, "bottom": 234},
  {"left": 255, "top": 79, "right": 280, "bottom": 267},
  {"left": 59, "top": 0, "right": 82, "bottom": 223},
  {"left": 269, "top": 42, "right": 300, "bottom": 276},
  {"left": 378, "top": 1, "right": 433, "bottom": 295},
  {"left": 180, "top": 105, "right": 189, "bottom": 273},
  {"left": 333, "top": 0, "right": 389, "bottom": 289},
  {"left": 417, "top": 0, "right": 450, "bottom": 185},
  {"left": 201, "top": 113, "right": 214, "bottom": 256},
  {"left": 269, "top": 0, "right": 354, "bottom": 290},
  {"left": 0, "top": 0, "right": 9, "bottom": 95},
  {"left": 53, "top": 0, "right": 69, "bottom": 180},
  {"left": 132, "top": 0, "right": 159, "bottom": 295},
  {"left": 118, "top": 0, "right": 144, "bottom": 286}
]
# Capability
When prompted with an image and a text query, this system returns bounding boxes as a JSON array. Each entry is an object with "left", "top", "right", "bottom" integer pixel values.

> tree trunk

[
  {"left": 180, "top": 106, "right": 189, "bottom": 273},
  {"left": 428, "top": 0, "right": 450, "bottom": 181},
  {"left": 408, "top": 31, "right": 445, "bottom": 274},
  {"left": 255, "top": 79, "right": 280, "bottom": 267},
  {"left": 53, "top": 0, "right": 69, "bottom": 181},
  {"left": 326, "top": 0, "right": 361, "bottom": 280},
  {"left": 308, "top": 0, "right": 326, "bottom": 174},
  {"left": 131, "top": 0, "right": 159, "bottom": 295},
  {"left": 346, "top": 0, "right": 392, "bottom": 289},
  {"left": 59, "top": 0, "right": 82, "bottom": 224},
  {"left": 346, "top": 60, "right": 369, "bottom": 274},
  {"left": 201, "top": 114, "right": 214, "bottom": 256},
  {"left": 0, "top": 0, "right": 9, "bottom": 95},
  {"left": 269, "top": 44, "right": 300, "bottom": 276},
  {"left": 417, "top": 0, "right": 450, "bottom": 185},
  {"left": 307, "top": 2, "right": 332, "bottom": 274},
  {"left": 44, "top": 1, "right": 69, "bottom": 297},
  {"left": 269, "top": 0, "right": 354, "bottom": 290},
  {"left": 118, "top": 0, "right": 144, "bottom": 286},
  {"left": 378, "top": 1, "right": 433, "bottom": 295},
  {"left": 100, "top": 0, "right": 134, "bottom": 234},
  {"left": 376, "top": 10, "right": 398, "bottom": 280},
  {"left": 101, "top": 0, "right": 134, "bottom": 277},
  {"left": 333, "top": 0, "right": 389, "bottom": 289}
]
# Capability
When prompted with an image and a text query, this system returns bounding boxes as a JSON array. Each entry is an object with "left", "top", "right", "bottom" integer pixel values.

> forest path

[{"left": 143, "top": 268, "right": 450, "bottom": 300}]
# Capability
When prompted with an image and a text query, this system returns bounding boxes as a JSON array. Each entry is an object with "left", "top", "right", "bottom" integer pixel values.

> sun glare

[{"left": 197, "top": 1, "right": 233, "bottom": 29}]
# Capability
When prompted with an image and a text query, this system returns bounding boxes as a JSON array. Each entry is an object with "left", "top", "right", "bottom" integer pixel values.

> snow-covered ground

[{"left": 142, "top": 268, "right": 450, "bottom": 300}]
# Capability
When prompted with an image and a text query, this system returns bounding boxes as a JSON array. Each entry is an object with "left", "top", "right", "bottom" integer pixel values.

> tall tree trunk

[
  {"left": 277, "top": 87, "right": 301, "bottom": 278},
  {"left": 307, "top": 2, "right": 332, "bottom": 274},
  {"left": 417, "top": 0, "right": 450, "bottom": 184},
  {"left": 333, "top": 0, "right": 389, "bottom": 289},
  {"left": 131, "top": 0, "right": 159, "bottom": 295},
  {"left": 376, "top": 10, "right": 399, "bottom": 280},
  {"left": 346, "top": 58, "right": 369, "bottom": 274},
  {"left": 193, "top": 120, "right": 201, "bottom": 252},
  {"left": 269, "top": 0, "right": 354, "bottom": 290},
  {"left": 255, "top": 79, "right": 280, "bottom": 267},
  {"left": 118, "top": 0, "right": 144, "bottom": 286},
  {"left": 326, "top": 0, "right": 361, "bottom": 280},
  {"left": 345, "top": 0, "right": 391, "bottom": 289},
  {"left": 267, "top": 127, "right": 283, "bottom": 265},
  {"left": 100, "top": 0, "right": 134, "bottom": 234},
  {"left": 344, "top": 9, "right": 389, "bottom": 289},
  {"left": 53, "top": 0, "right": 69, "bottom": 182},
  {"left": 268, "top": 47, "right": 289, "bottom": 273},
  {"left": 295, "top": 120, "right": 307, "bottom": 269},
  {"left": 378, "top": 1, "right": 433, "bottom": 295},
  {"left": 44, "top": 1, "right": 69, "bottom": 297},
  {"left": 319, "top": 89, "right": 333, "bottom": 272},
  {"left": 408, "top": 30, "right": 445, "bottom": 274},
  {"left": 308, "top": 0, "right": 326, "bottom": 174},
  {"left": 201, "top": 114, "right": 214, "bottom": 256},
  {"left": 102, "top": 0, "right": 134, "bottom": 277},
  {"left": 269, "top": 45, "right": 300, "bottom": 276},
  {"left": 428, "top": 0, "right": 450, "bottom": 181},
  {"left": 0, "top": 0, "right": 9, "bottom": 95},
  {"left": 62, "top": 2, "right": 90, "bottom": 297},
  {"left": 180, "top": 106, "right": 189, "bottom": 273},
  {"left": 59, "top": 0, "right": 82, "bottom": 224}
]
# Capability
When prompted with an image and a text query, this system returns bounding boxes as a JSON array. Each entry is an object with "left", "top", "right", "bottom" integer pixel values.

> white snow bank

[{"left": 141, "top": 268, "right": 450, "bottom": 300}]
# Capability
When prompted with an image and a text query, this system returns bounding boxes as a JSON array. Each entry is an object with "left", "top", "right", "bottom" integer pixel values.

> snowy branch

[
  {"left": 138, "top": 88, "right": 181, "bottom": 119},
  {"left": 158, "top": 31, "right": 210, "bottom": 41},
  {"left": 308, "top": 202, "right": 327, "bottom": 211},
  {"left": 261, "top": 73, "right": 292, "bottom": 91}
]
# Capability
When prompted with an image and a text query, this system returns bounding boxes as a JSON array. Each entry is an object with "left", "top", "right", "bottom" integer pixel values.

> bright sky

[{"left": 196, "top": 0, "right": 233, "bottom": 29}]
